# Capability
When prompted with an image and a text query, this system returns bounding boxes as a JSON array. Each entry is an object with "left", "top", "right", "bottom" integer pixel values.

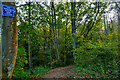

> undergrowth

[
  {"left": 12, "top": 65, "right": 51, "bottom": 79},
  {"left": 69, "top": 40, "right": 120, "bottom": 78}
]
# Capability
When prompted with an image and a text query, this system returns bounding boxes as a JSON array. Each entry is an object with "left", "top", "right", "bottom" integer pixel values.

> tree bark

[
  {"left": 71, "top": 1, "right": 76, "bottom": 61},
  {"left": 0, "top": 1, "right": 2, "bottom": 79},
  {"left": 117, "top": 1, "right": 120, "bottom": 77},
  {"left": 2, "top": 2, "right": 18, "bottom": 79},
  {"left": 117, "top": 2, "right": 120, "bottom": 56}
]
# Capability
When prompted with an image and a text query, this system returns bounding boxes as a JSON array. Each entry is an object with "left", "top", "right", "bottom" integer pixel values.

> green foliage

[
  {"left": 15, "top": 47, "right": 28, "bottom": 70},
  {"left": 13, "top": 47, "right": 28, "bottom": 78},
  {"left": 73, "top": 40, "right": 119, "bottom": 78},
  {"left": 12, "top": 65, "right": 51, "bottom": 79},
  {"left": 15, "top": 1, "right": 119, "bottom": 79}
]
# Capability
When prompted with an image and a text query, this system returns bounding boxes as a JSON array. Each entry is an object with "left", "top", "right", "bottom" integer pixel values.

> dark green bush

[
  {"left": 13, "top": 47, "right": 28, "bottom": 78},
  {"left": 74, "top": 40, "right": 120, "bottom": 78}
]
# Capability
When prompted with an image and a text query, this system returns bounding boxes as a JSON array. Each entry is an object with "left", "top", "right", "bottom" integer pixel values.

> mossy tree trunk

[
  {"left": 2, "top": 2, "right": 18, "bottom": 79},
  {"left": 0, "top": 0, "right": 2, "bottom": 79}
]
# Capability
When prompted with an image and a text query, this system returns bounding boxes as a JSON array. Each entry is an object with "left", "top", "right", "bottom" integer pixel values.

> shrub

[
  {"left": 13, "top": 47, "right": 28, "bottom": 78},
  {"left": 74, "top": 40, "right": 119, "bottom": 78}
]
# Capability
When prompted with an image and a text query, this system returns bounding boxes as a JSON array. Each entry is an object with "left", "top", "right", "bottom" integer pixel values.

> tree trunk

[
  {"left": 56, "top": 24, "right": 60, "bottom": 64},
  {"left": 64, "top": 5, "right": 69, "bottom": 65},
  {"left": 118, "top": 2, "right": 120, "bottom": 52},
  {"left": 71, "top": 1, "right": 76, "bottom": 61},
  {"left": 0, "top": 1, "right": 2, "bottom": 79},
  {"left": 28, "top": 1, "right": 32, "bottom": 74},
  {"left": 53, "top": 3, "right": 59, "bottom": 63},
  {"left": 64, "top": 19, "right": 68, "bottom": 65},
  {"left": 48, "top": 3, "right": 52, "bottom": 66},
  {"left": 51, "top": 1, "right": 59, "bottom": 65},
  {"left": 117, "top": 1, "right": 120, "bottom": 77},
  {"left": 2, "top": 2, "right": 18, "bottom": 79},
  {"left": 43, "top": 25, "right": 46, "bottom": 51}
]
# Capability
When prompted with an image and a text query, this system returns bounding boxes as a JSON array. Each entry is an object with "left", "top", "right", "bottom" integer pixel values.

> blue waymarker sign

[{"left": 2, "top": 4, "right": 16, "bottom": 17}]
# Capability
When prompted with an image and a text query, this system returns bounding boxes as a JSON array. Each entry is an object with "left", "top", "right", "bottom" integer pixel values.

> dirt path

[{"left": 36, "top": 65, "right": 74, "bottom": 79}]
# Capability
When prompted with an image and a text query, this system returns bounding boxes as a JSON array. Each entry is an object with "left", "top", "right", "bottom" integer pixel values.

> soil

[{"left": 35, "top": 65, "right": 74, "bottom": 79}]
